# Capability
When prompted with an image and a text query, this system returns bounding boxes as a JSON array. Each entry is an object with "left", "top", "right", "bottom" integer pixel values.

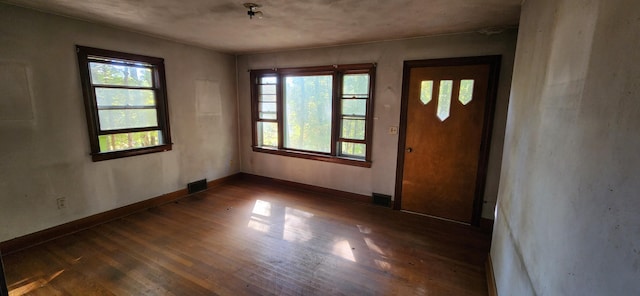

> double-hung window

[
  {"left": 76, "top": 46, "right": 172, "bottom": 161},
  {"left": 250, "top": 64, "right": 375, "bottom": 167}
]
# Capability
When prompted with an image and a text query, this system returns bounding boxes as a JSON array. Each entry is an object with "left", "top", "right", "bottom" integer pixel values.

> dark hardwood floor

[{"left": 3, "top": 179, "right": 491, "bottom": 295}]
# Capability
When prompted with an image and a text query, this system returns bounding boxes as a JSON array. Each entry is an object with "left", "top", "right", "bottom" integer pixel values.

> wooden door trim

[{"left": 393, "top": 55, "right": 502, "bottom": 226}]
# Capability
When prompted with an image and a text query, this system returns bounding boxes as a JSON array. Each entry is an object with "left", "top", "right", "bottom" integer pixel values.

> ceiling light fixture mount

[{"left": 244, "top": 3, "right": 263, "bottom": 19}]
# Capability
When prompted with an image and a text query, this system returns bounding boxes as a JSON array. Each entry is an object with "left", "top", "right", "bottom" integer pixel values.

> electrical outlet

[
  {"left": 56, "top": 197, "right": 66, "bottom": 209},
  {"left": 389, "top": 126, "right": 398, "bottom": 135}
]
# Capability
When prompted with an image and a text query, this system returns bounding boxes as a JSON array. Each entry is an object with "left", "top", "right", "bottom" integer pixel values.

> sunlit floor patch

[
  {"left": 332, "top": 240, "right": 356, "bottom": 262},
  {"left": 364, "top": 237, "right": 385, "bottom": 256},
  {"left": 9, "top": 269, "right": 65, "bottom": 296},
  {"left": 283, "top": 207, "right": 314, "bottom": 243}
]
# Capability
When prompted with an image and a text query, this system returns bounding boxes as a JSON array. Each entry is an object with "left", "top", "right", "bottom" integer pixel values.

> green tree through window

[
  {"left": 284, "top": 75, "right": 333, "bottom": 152},
  {"left": 250, "top": 64, "right": 375, "bottom": 167},
  {"left": 77, "top": 46, "right": 172, "bottom": 161}
]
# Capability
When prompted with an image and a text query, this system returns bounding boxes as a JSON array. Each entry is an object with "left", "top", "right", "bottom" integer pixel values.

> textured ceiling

[{"left": 2, "top": 0, "right": 521, "bottom": 54}]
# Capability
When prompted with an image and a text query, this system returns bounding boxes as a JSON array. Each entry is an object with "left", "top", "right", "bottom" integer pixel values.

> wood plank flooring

[{"left": 3, "top": 179, "right": 491, "bottom": 295}]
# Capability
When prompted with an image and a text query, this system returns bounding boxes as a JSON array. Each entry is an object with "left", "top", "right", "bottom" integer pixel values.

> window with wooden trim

[
  {"left": 250, "top": 64, "right": 375, "bottom": 167},
  {"left": 76, "top": 46, "right": 172, "bottom": 161}
]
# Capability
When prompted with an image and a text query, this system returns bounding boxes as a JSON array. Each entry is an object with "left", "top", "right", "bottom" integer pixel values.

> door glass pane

[
  {"left": 342, "top": 99, "right": 366, "bottom": 116},
  {"left": 437, "top": 80, "right": 453, "bottom": 121},
  {"left": 98, "top": 109, "right": 158, "bottom": 130},
  {"left": 340, "top": 142, "right": 366, "bottom": 158},
  {"left": 95, "top": 88, "right": 155, "bottom": 107},
  {"left": 283, "top": 75, "right": 332, "bottom": 152},
  {"left": 459, "top": 79, "right": 474, "bottom": 105},
  {"left": 341, "top": 118, "right": 365, "bottom": 140},
  {"left": 89, "top": 62, "right": 152, "bottom": 87},
  {"left": 257, "top": 122, "right": 278, "bottom": 147},
  {"left": 420, "top": 80, "right": 433, "bottom": 105},
  {"left": 98, "top": 130, "right": 162, "bottom": 152}
]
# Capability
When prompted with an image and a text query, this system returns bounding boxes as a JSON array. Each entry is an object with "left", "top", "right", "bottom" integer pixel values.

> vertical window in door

[
  {"left": 283, "top": 75, "right": 333, "bottom": 153},
  {"left": 459, "top": 79, "right": 475, "bottom": 105},
  {"left": 420, "top": 80, "right": 434, "bottom": 105},
  {"left": 437, "top": 80, "right": 453, "bottom": 121}
]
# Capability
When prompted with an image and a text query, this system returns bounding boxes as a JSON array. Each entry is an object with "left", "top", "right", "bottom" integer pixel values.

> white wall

[
  {"left": 491, "top": 0, "right": 640, "bottom": 294},
  {"left": 0, "top": 4, "right": 239, "bottom": 242},
  {"left": 237, "top": 31, "right": 517, "bottom": 219}
]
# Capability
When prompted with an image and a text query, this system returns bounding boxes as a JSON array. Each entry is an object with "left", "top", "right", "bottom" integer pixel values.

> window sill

[
  {"left": 91, "top": 144, "right": 172, "bottom": 162},
  {"left": 252, "top": 147, "right": 371, "bottom": 168}
]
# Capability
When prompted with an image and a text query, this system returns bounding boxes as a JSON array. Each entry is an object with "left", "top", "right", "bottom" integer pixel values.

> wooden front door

[{"left": 395, "top": 56, "right": 501, "bottom": 225}]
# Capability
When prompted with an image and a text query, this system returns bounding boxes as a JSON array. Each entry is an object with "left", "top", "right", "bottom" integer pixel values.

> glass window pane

[
  {"left": 342, "top": 99, "right": 366, "bottom": 116},
  {"left": 259, "top": 94, "right": 276, "bottom": 102},
  {"left": 89, "top": 62, "right": 152, "bottom": 87},
  {"left": 459, "top": 79, "right": 474, "bottom": 105},
  {"left": 437, "top": 80, "right": 453, "bottom": 121},
  {"left": 98, "top": 130, "right": 162, "bottom": 152},
  {"left": 259, "top": 102, "right": 277, "bottom": 120},
  {"left": 343, "top": 74, "right": 369, "bottom": 96},
  {"left": 257, "top": 122, "right": 278, "bottom": 147},
  {"left": 420, "top": 80, "right": 433, "bottom": 105},
  {"left": 259, "top": 113, "right": 276, "bottom": 120},
  {"left": 260, "top": 84, "right": 276, "bottom": 95},
  {"left": 340, "top": 142, "right": 366, "bottom": 158},
  {"left": 261, "top": 76, "right": 277, "bottom": 84},
  {"left": 283, "top": 75, "right": 332, "bottom": 153},
  {"left": 98, "top": 109, "right": 158, "bottom": 130},
  {"left": 341, "top": 118, "right": 365, "bottom": 140},
  {"left": 95, "top": 88, "right": 155, "bottom": 107}
]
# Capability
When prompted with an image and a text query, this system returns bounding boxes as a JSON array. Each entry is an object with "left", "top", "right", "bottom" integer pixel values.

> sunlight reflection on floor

[
  {"left": 356, "top": 224, "right": 372, "bottom": 234},
  {"left": 247, "top": 199, "right": 273, "bottom": 233},
  {"left": 332, "top": 240, "right": 356, "bottom": 262},
  {"left": 9, "top": 269, "right": 65, "bottom": 296},
  {"left": 247, "top": 199, "right": 358, "bottom": 262},
  {"left": 283, "top": 207, "right": 314, "bottom": 243},
  {"left": 364, "top": 237, "right": 385, "bottom": 256},
  {"left": 252, "top": 199, "right": 272, "bottom": 217},
  {"left": 374, "top": 259, "right": 391, "bottom": 270},
  {"left": 247, "top": 216, "right": 271, "bottom": 233},
  {"left": 247, "top": 199, "right": 316, "bottom": 243}
]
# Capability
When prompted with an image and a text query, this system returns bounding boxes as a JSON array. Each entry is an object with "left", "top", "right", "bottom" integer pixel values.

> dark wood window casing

[
  {"left": 250, "top": 64, "right": 376, "bottom": 168},
  {"left": 76, "top": 46, "right": 172, "bottom": 162}
]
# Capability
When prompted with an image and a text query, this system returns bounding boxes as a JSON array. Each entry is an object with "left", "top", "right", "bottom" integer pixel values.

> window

[
  {"left": 419, "top": 79, "right": 476, "bottom": 122},
  {"left": 76, "top": 46, "right": 172, "bottom": 161},
  {"left": 250, "top": 64, "right": 375, "bottom": 167}
]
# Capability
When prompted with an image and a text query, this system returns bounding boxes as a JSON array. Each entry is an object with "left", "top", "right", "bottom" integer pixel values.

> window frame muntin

[
  {"left": 77, "top": 45, "right": 172, "bottom": 162},
  {"left": 250, "top": 63, "right": 375, "bottom": 167}
]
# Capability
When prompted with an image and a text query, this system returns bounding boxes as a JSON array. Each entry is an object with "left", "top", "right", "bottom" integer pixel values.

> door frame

[{"left": 393, "top": 55, "right": 502, "bottom": 226}]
